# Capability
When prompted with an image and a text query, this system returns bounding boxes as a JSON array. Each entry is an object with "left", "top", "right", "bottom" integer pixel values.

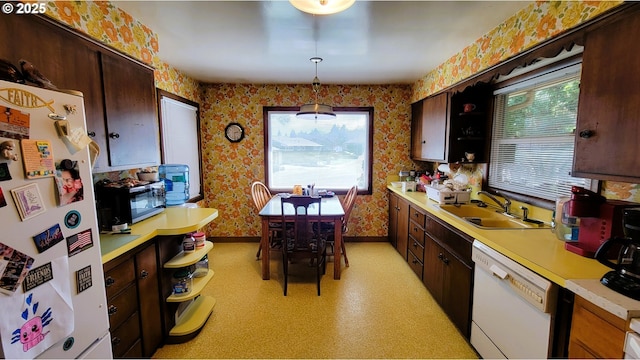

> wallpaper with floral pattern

[
  {"left": 44, "top": 1, "right": 640, "bottom": 238},
  {"left": 411, "top": 0, "right": 624, "bottom": 102},
  {"left": 199, "top": 84, "right": 412, "bottom": 237}
]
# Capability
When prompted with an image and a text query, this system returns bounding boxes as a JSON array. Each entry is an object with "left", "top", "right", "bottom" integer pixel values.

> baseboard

[{"left": 210, "top": 236, "right": 389, "bottom": 243}]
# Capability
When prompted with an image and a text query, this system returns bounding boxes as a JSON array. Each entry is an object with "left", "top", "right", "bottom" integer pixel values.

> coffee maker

[
  {"left": 563, "top": 186, "right": 638, "bottom": 257},
  {"left": 595, "top": 208, "right": 640, "bottom": 300}
]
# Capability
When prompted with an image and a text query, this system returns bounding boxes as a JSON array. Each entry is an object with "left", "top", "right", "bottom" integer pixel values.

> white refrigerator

[{"left": 0, "top": 80, "right": 111, "bottom": 358}]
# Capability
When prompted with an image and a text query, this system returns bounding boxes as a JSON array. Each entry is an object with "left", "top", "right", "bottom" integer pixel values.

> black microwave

[{"left": 95, "top": 180, "right": 165, "bottom": 230}]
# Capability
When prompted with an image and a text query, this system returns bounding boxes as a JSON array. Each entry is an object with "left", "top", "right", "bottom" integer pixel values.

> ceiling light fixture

[
  {"left": 289, "top": 0, "right": 356, "bottom": 15},
  {"left": 297, "top": 57, "right": 336, "bottom": 120}
]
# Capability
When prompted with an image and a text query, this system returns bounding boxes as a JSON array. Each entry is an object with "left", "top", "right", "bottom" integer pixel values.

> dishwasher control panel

[{"left": 472, "top": 240, "right": 558, "bottom": 313}]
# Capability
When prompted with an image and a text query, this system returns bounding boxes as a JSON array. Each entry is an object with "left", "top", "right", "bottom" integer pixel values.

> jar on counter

[
  {"left": 192, "top": 231, "right": 206, "bottom": 248},
  {"left": 193, "top": 255, "right": 209, "bottom": 278},
  {"left": 182, "top": 233, "right": 196, "bottom": 253},
  {"left": 172, "top": 268, "right": 193, "bottom": 296}
]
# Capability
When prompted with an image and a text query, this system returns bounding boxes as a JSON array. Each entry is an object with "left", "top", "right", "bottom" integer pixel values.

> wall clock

[{"left": 225, "top": 122, "right": 245, "bottom": 143}]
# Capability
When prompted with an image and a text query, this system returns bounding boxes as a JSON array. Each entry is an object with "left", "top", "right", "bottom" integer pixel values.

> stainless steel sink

[{"left": 438, "top": 204, "right": 549, "bottom": 230}]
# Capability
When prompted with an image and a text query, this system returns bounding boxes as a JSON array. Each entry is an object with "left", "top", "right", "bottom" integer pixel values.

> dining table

[{"left": 258, "top": 194, "right": 345, "bottom": 280}]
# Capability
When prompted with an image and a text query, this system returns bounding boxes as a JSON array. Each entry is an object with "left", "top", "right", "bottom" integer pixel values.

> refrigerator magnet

[
  {"left": 0, "top": 163, "right": 12, "bottom": 181},
  {"left": 11, "top": 183, "right": 45, "bottom": 221},
  {"left": 63, "top": 210, "right": 81, "bottom": 229},
  {"left": 22, "top": 262, "right": 53, "bottom": 292},
  {"left": 76, "top": 265, "right": 92, "bottom": 293},
  {"left": 66, "top": 229, "right": 93, "bottom": 257},
  {"left": 0, "top": 187, "right": 6, "bottom": 208},
  {"left": 32, "top": 224, "right": 64, "bottom": 253}
]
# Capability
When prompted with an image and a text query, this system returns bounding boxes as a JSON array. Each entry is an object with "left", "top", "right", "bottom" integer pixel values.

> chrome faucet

[{"left": 477, "top": 191, "right": 512, "bottom": 214}]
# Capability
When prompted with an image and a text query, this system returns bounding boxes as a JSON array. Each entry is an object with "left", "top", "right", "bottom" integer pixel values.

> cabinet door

[
  {"left": 423, "top": 235, "right": 444, "bottom": 304},
  {"left": 102, "top": 53, "right": 160, "bottom": 168},
  {"left": 135, "top": 243, "right": 163, "bottom": 357},
  {"left": 396, "top": 196, "right": 409, "bottom": 260},
  {"left": 389, "top": 193, "right": 398, "bottom": 248},
  {"left": 573, "top": 9, "right": 640, "bottom": 181},
  {"left": 0, "top": 15, "right": 108, "bottom": 169},
  {"left": 568, "top": 295, "right": 625, "bottom": 358},
  {"left": 442, "top": 250, "right": 472, "bottom": 338},
  {"left": 411, "top": 93, "right": 449, "bottom": 161}
]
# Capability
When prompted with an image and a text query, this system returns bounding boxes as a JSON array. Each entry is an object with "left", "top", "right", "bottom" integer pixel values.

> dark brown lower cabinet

[
  {"left": 422, "top": 212, "right": 473, "bottom": 339},
  {"left": 389, "top": 191, "right": 409, "bottom": 259},
  {"left": 104, "top": 242, "right": 162, "bottom": 358}
]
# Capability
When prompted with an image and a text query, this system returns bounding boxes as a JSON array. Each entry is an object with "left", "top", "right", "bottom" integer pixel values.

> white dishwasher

[{"left": 471, "top": 240, "right": 559, "bottom": 359}]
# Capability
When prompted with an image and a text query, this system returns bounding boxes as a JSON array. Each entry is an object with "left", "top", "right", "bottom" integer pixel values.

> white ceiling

[{"left": 114, "top": 1, "right": 531, "bottom": 85}]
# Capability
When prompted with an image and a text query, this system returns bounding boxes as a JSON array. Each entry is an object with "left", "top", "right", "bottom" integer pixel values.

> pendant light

[
  {"left": 296, "top": 57, "right": 336, "bottom": 120},
  {"left": 289, "top": 0, "right": 356, "bottom": 15}
]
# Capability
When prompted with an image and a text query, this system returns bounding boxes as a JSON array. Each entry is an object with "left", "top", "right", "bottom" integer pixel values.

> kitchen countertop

[
  {"left": 567, "top": 278, "right": 640, "bottom": 320},
  {"left": 388, "top": 186, "right": 611, "bottom": 287},
  {"left": 99, "top": 207, "right": 218, "bottom": 264}
]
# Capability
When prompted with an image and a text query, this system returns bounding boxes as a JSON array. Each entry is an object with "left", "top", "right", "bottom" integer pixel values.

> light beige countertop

[
  {"left": 99, "top": 207, "right": 218, "bottom": 263},
  {"left": 388, "top": 186, "right": 611, "bottom": 287},
  {"left": 566, "top": 278, "right": 640, "bottom": 320}
]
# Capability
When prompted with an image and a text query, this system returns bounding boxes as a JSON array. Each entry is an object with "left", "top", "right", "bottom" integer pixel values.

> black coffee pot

[
  {"left": 595, "top": 237, "right": 640, "bottom": 279},
  {"left": 594, "top": 208, "right": 640, "bottom": 300}
]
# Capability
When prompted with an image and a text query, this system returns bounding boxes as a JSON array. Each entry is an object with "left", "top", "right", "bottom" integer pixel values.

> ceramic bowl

[{"left": 137, "top": 172, "right": 159, "bottom": 181}]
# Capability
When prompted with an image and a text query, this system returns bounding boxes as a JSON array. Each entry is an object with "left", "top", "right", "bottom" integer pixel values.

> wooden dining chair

[
  {"left": 280, "top": 196, "right": 327, "bottom": 296},
  {"left": 251, "top": 181, "right": 277, "bottom": 260},
  {"left": 320, "top": 185, "right": 357, "bottom": 267}
]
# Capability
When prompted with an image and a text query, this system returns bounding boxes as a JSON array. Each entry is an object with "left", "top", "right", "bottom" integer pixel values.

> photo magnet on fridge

[
  {"left": 54, "top": 159, "right": 83, "bottom": 206},
  {"left": 0, "top": 242, "right": 35, "bottom": 294},
  {"left": 32, "top": 224, "right": 64, "bottom": 253}
]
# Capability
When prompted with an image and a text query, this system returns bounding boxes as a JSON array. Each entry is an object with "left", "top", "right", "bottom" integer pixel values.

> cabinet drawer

[
  {"left": 111, "top": 312, "right": 140, "bottom": 358},
  {"left": 409, "top": 207, "right": 426, "bottom": 227},
  {"left": 569, "top": 296, "right": 625, "bottom": 358},
  {"left": 107, "top": 283, "right": 138, "bottom": 330},
  {"left": 408, "top": 250, "right": 423, "bottom": 279},
  {"left": 122, "top": 339, "right": 143, "bottom": 359},
  {"left": 409, "top": 221, "right": 425, "bottom": 245},
  {"left": 105, "top": 260, "right": 135, "bottom": 299},
  {"left": 408, "top": 237, "right": 425, "bottom": 263}
]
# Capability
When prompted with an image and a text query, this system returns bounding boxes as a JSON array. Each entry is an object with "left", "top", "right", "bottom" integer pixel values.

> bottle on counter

[
  {"left": 159, "top": 164, "right": 189, "bottom": 206},
  {"left": 182, "top": 233, "right": 196, "bottom": 253}
]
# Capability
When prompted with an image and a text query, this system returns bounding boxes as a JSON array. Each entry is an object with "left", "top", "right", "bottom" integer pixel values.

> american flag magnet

[{"left": 66, "top": 229, "right": 93, "bottom": 257}]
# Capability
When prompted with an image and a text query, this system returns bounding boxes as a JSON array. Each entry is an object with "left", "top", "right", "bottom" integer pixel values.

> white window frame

[{"left": 263, "top": 107, "right": 373, "bottom": 195}]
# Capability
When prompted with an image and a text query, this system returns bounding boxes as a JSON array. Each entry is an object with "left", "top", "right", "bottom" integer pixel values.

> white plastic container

[
  {"left": 159, "top": 164, "right": 189, "bottom": 206},
  {"left": 427, "top": 187, "right": 471, "bottom": 204},
  {"left": 401, "top": 181, "right": 417, "bottom": 192}
]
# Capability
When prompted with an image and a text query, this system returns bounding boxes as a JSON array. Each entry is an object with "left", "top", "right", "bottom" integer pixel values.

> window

[
  {"left": 489, "top": 62, "right": 591, "bottom": 202},
  {"left": 264, "top": 107, "right": 373, "bottom": 194},
  {"left": 157, "top": 89, "right": 203, "bottom": 202}
]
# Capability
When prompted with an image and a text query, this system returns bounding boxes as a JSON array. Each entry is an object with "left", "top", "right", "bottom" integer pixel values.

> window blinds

[{"left": 489, "top": 64, "right": 591, "bottom": 201}]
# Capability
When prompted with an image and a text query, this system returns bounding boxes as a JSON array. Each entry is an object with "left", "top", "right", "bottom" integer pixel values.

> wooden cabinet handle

[
  {"left": 105, "top": 276, "right": 115, "bottom": 287},
  {"left": 108, "top": 305, "right": 118, "bottom": 315},
  {"left": 87, "top": 131, "right": 95, "bottom": 137},
  {"left": 111, "top": 337, "right": 121, "bottom": 346},
  {"left": 109, "top": 132, "right": 120, "bottom": 139},
  {"left": 412, "top": 259, "right": 419, "bottom": 264},
  {"left": 443, "top": 257, "right": 450, "bottom": 265},
  {"left": 413, "top": 241, "right": 419, "bottom": 247},
  {"left": 140, "top": 269, "right": 149, "bottom": 279},
  {"left": 438, "top": 253, "right": 444, "bottom": 260},
  {"left": 579, "top": 130, "right": 594, "bottom": 138}
]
